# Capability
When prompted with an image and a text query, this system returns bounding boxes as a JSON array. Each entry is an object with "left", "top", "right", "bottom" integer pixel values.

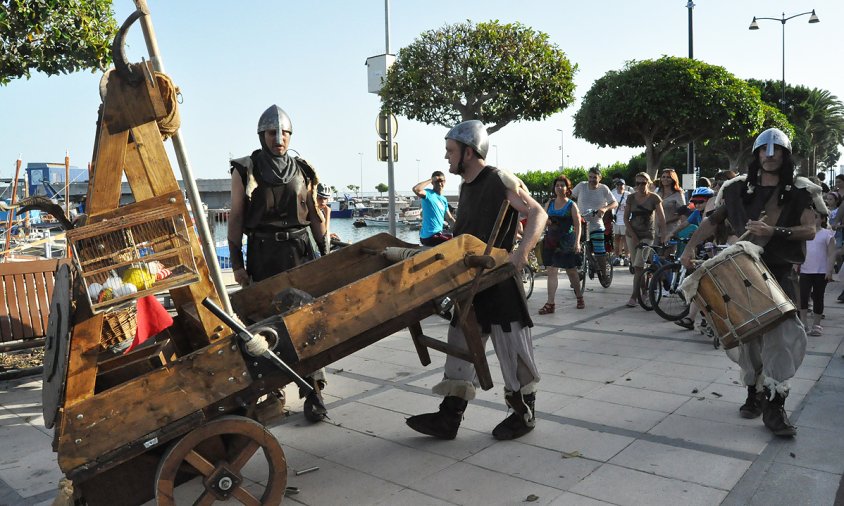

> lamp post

[
  {"left": 686, "top": 1, "right": 695, "bottom": 176},
  {"left": 556, "top": 128, "right": 564, "bottom": 170},
  {"left": 749, "top": 9, "right": 820, "bottom": 109},
  {"left": 357, "top": 152, "right": 363, "bottom": 198},
  {"left": 415, "top": 158, "right": 421, "bottom": 181}
]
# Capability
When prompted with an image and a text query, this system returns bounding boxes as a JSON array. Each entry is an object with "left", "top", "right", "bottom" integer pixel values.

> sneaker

[
  {"left": 612, "top": 257, "right": 621, "bottom": 266},
  {"left": 808, "top": 324, "right": 823, "bottom": 336}
]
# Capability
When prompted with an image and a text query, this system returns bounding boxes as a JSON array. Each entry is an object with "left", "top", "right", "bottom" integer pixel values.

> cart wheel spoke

[
  {"left": 184, "top": 449, "right": 216, "bottom": 476},
  {"left": 231, "top": 485, "right": 262, "bottom": 506},
  {"left": 230, "top": 440, "right": 261, "bottom": 471},
  {"left": 156, "top": 416, "right": 287, "bottom": 506}
]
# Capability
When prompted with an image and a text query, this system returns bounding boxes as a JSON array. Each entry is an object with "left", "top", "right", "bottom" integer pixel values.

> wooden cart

[{"left": 43, "top": 12, "right": 516, "bottom": 504}]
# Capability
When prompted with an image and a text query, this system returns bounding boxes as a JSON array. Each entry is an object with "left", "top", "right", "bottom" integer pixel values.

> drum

[{"left": 692, "top": 247, "right": 795, "bottom": 349}]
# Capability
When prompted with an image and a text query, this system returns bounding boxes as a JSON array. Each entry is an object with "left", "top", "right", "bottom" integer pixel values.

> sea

[{"left": 210, "top": 217, "right": 423, "bottom": 267}]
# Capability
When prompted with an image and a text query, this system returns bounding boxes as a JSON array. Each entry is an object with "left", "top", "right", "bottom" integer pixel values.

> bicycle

[
  {"left": 514, "top": 241, "right": 538, "bottom": 299},
  {"left": 577, "top": 210, "right": 613, "bottom": 291},
  {"left": 647, "top": 239, "right": 709, "bottom": 321},
  {"left": 633, "top": 241, "right": 677, "bottom": 311}
]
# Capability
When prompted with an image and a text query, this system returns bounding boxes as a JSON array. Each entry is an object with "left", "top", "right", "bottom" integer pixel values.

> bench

[{"left": 0, "top": 258, "right": 69, "bottom": 351}]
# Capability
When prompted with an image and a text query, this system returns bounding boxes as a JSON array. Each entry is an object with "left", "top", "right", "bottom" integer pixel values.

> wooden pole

[
  {"left": 4, "top": 157, "right": 22, "bottom": 258},
  {"left": 64, "top": 151, "right": 72, "bottom": 257}
]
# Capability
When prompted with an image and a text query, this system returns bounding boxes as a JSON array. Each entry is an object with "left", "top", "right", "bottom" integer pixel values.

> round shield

[{"left": 42, "top": 263, "right": 72, "bottom": 429}]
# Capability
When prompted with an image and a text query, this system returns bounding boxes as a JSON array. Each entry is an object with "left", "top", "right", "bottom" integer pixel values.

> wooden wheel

[{"left": 155, "top": 416, "right": 287, "bottom": 505}]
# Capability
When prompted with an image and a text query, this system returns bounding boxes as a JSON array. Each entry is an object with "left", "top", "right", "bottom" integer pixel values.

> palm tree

[{"left": 804, "top": 88, "right": 844, "bottom": 174}]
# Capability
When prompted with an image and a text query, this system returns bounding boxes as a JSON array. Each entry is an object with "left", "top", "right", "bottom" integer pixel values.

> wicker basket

[{"left": 101, "top": 306, "right": 138, "bottom": 351}]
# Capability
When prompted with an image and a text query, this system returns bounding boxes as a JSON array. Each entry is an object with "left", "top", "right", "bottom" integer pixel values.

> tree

[
  {"left": 1, "top": 0, "right": 118, "bottom": 85},
  {"left": 704, "top": 103, "right": 793, "bottom": 172},
  {"left": 346, "top": 184, "right": 360, "bottom": 197},
  {"left": 573, "top": 56, "right": 764, "bottom": 177},
  {"left": 380, "top": 20, "right": 577, "bottom": 133},
  {"left": 375, "top": 183, "right": 388, "bottom": 196}
]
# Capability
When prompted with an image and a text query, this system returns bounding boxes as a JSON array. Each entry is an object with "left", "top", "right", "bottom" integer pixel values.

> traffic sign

[
  {"left": 375, "top": 114, "right": 398, "bottom": 139},
  {"left": 377, "top": 141, "right": 398, "bottom": 162}
]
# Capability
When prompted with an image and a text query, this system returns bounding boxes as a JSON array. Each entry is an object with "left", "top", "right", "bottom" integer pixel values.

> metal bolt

[
  {"left": 76, "top": 414, "right": 83, "bottom": 420},
  {"left": 218, "top": 476, "right": 233, "bottom": 491},
  {"left": 168, "top": 197, "right": 176, "bottom": 203},
  {"left": 74, "top": 439, "right": 82, "bottom": 444},
  {"left": 214, "top": 325, "right": 224, "bottom": 332},
  {"left": 231, "top": 345, "right": 237, "bottom": 350},
  {"left": 217, "top": 406, "right": 225, "bottom": 412},
  {"left": 257, "top": 374, "right": 263, "bottom": 379},
  {"left": 218, "top": 350, "right": 224, "bottom": 355},
  {"left": 253, "top": 362, "right": 258, "bottom": 366},
  {"left": 242, "top": 371, "right": 247, "bottom": 376},
  {"left": 228, "top": 377, "right": 235, "bottom": 382}
]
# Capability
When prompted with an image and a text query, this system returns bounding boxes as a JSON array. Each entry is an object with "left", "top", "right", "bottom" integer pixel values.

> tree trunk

[{"left": 644, "top": 143, "right": 663, "bottom": 179}]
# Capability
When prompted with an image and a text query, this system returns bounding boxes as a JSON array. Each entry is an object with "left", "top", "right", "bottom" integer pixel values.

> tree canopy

[
  {"left": 573, "top": 56, "right": 764, "bottom": 176},
  {"left": 380, "top": 20, "right": 577, "bottom": 133},
  {"left": 1, "top": 0, "right": 117, "bottom": 85}
]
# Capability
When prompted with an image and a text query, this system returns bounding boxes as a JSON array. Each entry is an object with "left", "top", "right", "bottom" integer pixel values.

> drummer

[{"left": 679, "top": 128, "right": 824, "bottom": 437}]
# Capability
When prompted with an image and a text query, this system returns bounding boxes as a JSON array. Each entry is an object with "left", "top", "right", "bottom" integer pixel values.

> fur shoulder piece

[
  {"left": 793, "top": 176, "right": 828, "bottom": 215},
  {"left": 495, "top": 167, "right": 528, "bottom": 195},
  {"left": 712, "top": 174, "right": 746, "bottom": 208}
]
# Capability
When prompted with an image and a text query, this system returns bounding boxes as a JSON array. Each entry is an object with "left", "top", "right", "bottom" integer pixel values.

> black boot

[
  {"left": 406, "top": 396, "right": 467, "bottom": 440},
  {"left": 492, "top": 392, "right": 536, "bottom": 440},
  {"left": 301, "top": 377, "right": 328, "bottom": 423},
  {"left": 760, "top": 387, "right": 796, "bottom": 437},
  {"left": 739, "top": 385, "right": 761, "bottom": 419}
]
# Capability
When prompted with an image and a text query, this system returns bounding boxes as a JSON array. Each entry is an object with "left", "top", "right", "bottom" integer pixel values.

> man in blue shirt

[{"left": 412, "top": 171, "right": 455, "bottom": 246}]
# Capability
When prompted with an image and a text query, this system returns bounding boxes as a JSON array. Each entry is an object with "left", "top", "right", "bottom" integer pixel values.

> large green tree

[
  {"left": 704, "top": 103, "right": 793, "bottom": 171},
  {"left": 573, "top": 56, "right": 764, "bottom": 177},
  {"left": 1, "top": 0, "right": 117, "bottom": 85},
  {"left": 380, "top": 20, "right": 577, "bottom": 133}
]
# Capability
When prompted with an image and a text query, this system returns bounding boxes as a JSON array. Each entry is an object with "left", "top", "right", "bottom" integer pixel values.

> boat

[
  {"left": 363, "top": 214, "right": 408, "bottom": 228},
  {"left": 330, "top": 196, "right": 369, "bottom": 218}
]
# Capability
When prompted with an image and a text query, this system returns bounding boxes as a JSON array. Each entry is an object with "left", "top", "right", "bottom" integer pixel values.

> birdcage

[{"left": 67, "top": 206, "right": 199, "bottom": 312}]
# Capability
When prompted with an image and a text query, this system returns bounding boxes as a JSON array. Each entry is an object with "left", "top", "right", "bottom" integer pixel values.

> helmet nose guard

[
  {"left": 257, "top": 105, "right": 293, "bottom": 136},
  {"left": 752, "top": 128, "right": 791, "bottom": 157},
  {"left": 445, "top": 120, "right": 489, "bottom": 159}
]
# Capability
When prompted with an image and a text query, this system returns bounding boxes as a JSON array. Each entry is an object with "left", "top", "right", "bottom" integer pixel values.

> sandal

[
  {"left": 538, "top": 303, "right": 555, "bottom": 315},
  {"left": 808, "top": 324, "right": 823, "bottom": 336},
  {"left": 576, "top": 297, "right": 585, "bottom": 309},
  {"left": 674, "top": 317, "right": 694, "bottom": 330}
]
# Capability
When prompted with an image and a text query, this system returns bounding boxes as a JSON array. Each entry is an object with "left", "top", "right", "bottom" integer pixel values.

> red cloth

[{"left": 124, "top": 295, "right": 173, "bottom": 354}]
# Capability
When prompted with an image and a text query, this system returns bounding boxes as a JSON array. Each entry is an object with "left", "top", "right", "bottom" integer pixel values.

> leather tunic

[{"left": 231, "top": 151, "right": 312, "bottom": 231}]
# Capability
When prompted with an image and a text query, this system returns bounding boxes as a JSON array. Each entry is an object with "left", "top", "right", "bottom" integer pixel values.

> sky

[{"left": 2, "top": 0, "right": 843, "bottom": 197}]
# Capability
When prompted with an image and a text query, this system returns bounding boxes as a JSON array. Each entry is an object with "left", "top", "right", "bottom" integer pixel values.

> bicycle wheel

[
  {"left": 521, "top": 265, "right": 534, "bottom": 300},
  {"left": 577, "top": 250, "right": 587, "bottom": 293},
  {"left": 598, "top": 256, "right": 613, "bottom": 288},
  {"left": 637, "top": 267, "right": 655, "bottom": 311},
  {"left": 649, "top": 262, "right": 690, "bottom": 321}
]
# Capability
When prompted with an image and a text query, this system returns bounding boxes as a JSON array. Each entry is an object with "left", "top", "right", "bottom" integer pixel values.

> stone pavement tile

[
  {"left": 370, "top": 488, "right": 458, "bottom": 505},
  {"left": 519, "top": 422, "right": 633, "bottom": 462},
  {"left": 801, "top": 353, "right": 832, "bottom": 369},
  {"left": 535, "top": 348, "right": 650, "bottom": 372},
  {"left": 348, "top": 344, "right": 436, "bottom": 369},
  {"left": 772, "top": 425, "right": 844, "bottom": 475},
  {"left": 635, "top": 360, "right": 730, "bottom": 382},
  {"left": 527, "top": 374, "right": 605, "bottom": 398},
  {"left": 791, "top": 377, "right": 844, "bottom": 433},
  {"left": 824, "top": 355, "right": 844, "bottom": 379},
  {"left": 548, "top": 492, "right": 616, "bottom": 505},
  {"left": 326, "top": 437, "right": 458, "bottom": 488},
  {"left": 742, "top": 462, "right": 840, "bottom": 506},
  {"left": 569, "top": 463, "right": 727, "bottom": 506},
  {"left": 329, "top": 354, "right": 430, "bottom": 382},
  {"left": 618, "top": 370, "right": 711, "bottom": 396},
  {"left": 697, "top": 382, "right": 748, "bottom": 404},
  {"left": 584, "top": 384, "right": 690, "bottom": 413},
  {"left": 318, "top": 371, "right": 381, "bottom": 400},
  {"left": 674, "top": 397, "right": 767, "bottom": 427},
  {"left": 649, "top": 414, "right": 771, "bottom": 455},
  {"left": 545, "top": 361, "right": 632, "bottom": 384},
  {"left": 0, "top": 378, "right": 43, "bottom": 408},
  {"left": 411, "top": 461, "right": 565, "bottom": 506},
  {"left": 793, "top": 364, "right": 826, "bottom": 381},
  {"left": 553, "top": 397, "right": 667, "bottom": 433},
  {"left": 608, "top": 439, "right": 752, "bottom": 490},
  {"left": 556, "top": 339, "right": 668, "bottom": 360},
  {"left": 271, "top": 415, "right": 386, "bottom": 459},
  {"left": 658, "top": 349, "right": 735, "bottom": 369},
  {"left": 0, "top": 419, "right": 62, "bottom": 498},
  {"left": 465, "top": 440, "right": 600, "bottom": 492}
]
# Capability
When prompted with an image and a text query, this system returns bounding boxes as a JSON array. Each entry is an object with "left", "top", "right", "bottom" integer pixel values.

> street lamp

[
  {"left": 357, "top": 152, "right": 363, "bottom": 198},
  {"left": 556, "top": 128, "right": 564, "bottom": 170},
  {"left": 415, "top": 158, "right": 421, "bottom": 181},
  {"left": 749, "top": 9, "right": 820, "bottom": 109}
]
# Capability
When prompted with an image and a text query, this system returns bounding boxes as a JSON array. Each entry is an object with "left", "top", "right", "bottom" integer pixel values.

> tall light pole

[
  {"left": 686, "top": 1, "right": 695, "bottom": 177},
  {"left": 415, "top": 158, "right": 421, "bottom": 181},
  {"left": 357, "top": 152, "right": 363, "bottom": 198},
  {"left": 556, "top": 128, "right": 564, "bottom": 170},
  {"left": 749, "top": 9, "right": 820, "bottom": 109}
]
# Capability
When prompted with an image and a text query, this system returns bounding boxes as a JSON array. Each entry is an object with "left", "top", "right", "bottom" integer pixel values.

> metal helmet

[
  {"left": 316, "top": 183, "right": 331, "bottom": 198},
  {"left": 257, "top": 105, "right": 293, "bottom": 135},
  {"left": 445, "top": 120, "right": 489, "bottom": 159},
  {"left": 752, "top": 128, "right": 791, "bottom": 157}
]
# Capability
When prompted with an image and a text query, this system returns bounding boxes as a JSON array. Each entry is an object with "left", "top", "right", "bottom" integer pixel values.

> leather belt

[{"left": 248, "top": 228, "right": 309, "bottom": 241}]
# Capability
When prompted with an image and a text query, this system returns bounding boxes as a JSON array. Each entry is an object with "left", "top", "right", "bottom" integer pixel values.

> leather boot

[
  {"left": 739, "top": 385, "right": 761, "bottom": 419},
  {"left": 301, "top": 377, "right": 328, "bottom": 423},
  {"left": 406, "top": 396, "right": 467, "bottom": 440},
  {"left": 760, "top": 387, "right": 796, "bottom": 437},
  {"left": 492, "top": 392, "right": 536, "bottom": 440}
]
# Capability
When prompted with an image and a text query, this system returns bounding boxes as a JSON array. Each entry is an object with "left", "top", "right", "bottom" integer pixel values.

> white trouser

[
  {"left": 432, "top": 321, "right": 540, "bottom": 401},
  {"left": 726, "top": 314, "right": 807, "bottom": 395}
]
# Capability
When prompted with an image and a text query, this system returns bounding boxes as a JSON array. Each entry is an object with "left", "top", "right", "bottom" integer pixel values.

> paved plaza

[{"left": 1, "top": 269, "right": 843, "bottom": 505}]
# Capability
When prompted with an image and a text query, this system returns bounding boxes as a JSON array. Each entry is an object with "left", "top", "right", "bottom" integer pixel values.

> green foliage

[
  {"left": 380, "top": 20, "right": 577, "bottom": 133},
  {"left": 0, "top": 0, "right": 117, "bottom": 85},
  {"left": 573, "top": 56, "right": 764, "bottom": 176},
  {"left": 375, "top": 183, "right": 389, "bottom": 195},
  {"left": 515, "top": 167, "right": 588, "bottom": 203}
]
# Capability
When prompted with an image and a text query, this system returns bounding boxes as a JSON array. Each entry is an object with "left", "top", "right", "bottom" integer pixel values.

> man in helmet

[
  {"left": 680, "top": 128, "right": 825, "bottom": 437},
  {"left": 406, "top": 120, "right": 548, "bottom": 441},
  {"left": 412, "top": 170, "right": 455, "bottom": 246},
  {"left": 228, "top": 104, "right": 330, "bottom": 422}
]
